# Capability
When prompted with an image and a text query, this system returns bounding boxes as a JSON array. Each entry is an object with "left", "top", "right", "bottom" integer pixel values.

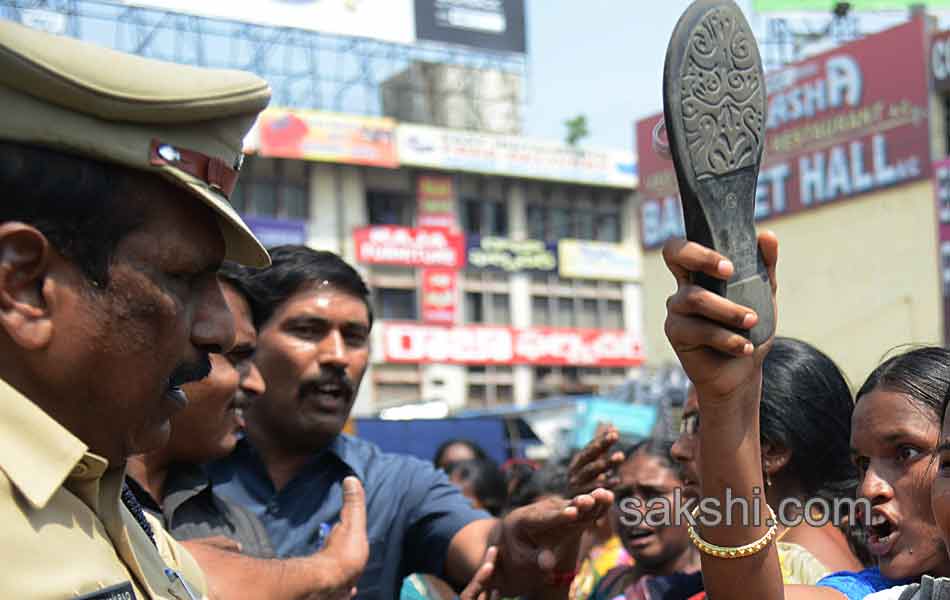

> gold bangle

[{"left": 687, "top": 504, "right": 778, "bottom": 559}]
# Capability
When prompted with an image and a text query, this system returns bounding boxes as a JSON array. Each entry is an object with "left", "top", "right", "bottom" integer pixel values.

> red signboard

[
  {"left": 637, "top": 19, "right": 931, "bottom": 250},
  {"left": 935, "top": 158, "right": 950, "bottom": 345},
  {"left": 421, "top": 268, "right": 458, "bottom": 325},
  {"left": 257, "top": 109, "right": 398, "bottom": 168},
  {"left": 417, "top": 175, "right": 457, "bottom": 229},
  {"left": 354, "top": 225, "right": 465, "bottom": 268},
  {"left": 381, "top": 323, "right": 645, "bottom": 367}
]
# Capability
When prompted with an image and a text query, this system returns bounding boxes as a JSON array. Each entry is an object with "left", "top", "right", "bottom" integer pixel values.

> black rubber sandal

[{"left": 663, "top": 0, "right": 775, "bottom": 347}]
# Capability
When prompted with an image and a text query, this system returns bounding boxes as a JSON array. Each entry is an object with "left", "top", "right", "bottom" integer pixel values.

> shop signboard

[
  {"left": 397, "top": 123, "right": 637, "bottom": 187},
  {"left": 421, "top": 268, "right": 458, "bottom": 325},
  {"left": 258, "top": 108, "right": 398, "bottom": 168},
  {"left": 467, "top": 236, "right": 558, "bottom": 273},
  {"left": 242, "top": 215, "right": 308, "bottom": 247},
  {"left": 637, "top": 19, "right": 931, "bottom": 250},
  {"left": 935, "top": 158, "right": 950, "bottom": 345},
  {"left": 417, "top": 174, "right": 457, "bottom": 228},
  {"left": 381, "top": 323, "right": 645, "bottom": 367},
  {"left": 414, "top": 0, "right": 526, "bottom": 53},
  {"left": 353, "top": 225, "right": 465, "bottom": 268},
  {"left": 558, "top": 239, "right": 641, "bottom": 282}
]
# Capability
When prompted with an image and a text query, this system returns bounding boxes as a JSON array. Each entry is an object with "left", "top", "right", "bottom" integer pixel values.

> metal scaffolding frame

[
  {"left": 759, "top": 12, "right": 863, "bottom": 71},
  {"left": 1, "top": 1, "right": 887, "bottom": 132},
  {"left": 0, "top": 0, "right": 529, "bottom": 130}
]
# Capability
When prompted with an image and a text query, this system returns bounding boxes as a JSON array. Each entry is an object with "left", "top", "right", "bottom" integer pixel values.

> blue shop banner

[{"left": 242, "top": 215, "right": 309, "bottom": 249}]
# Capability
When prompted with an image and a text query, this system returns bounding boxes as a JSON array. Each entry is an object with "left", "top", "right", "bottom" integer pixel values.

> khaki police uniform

[
  {"left": 0, "top": 378, "right": 207, "bottom": 599},
  {"left": 0, "top": 16, "right": 272, "bottom": 599}
]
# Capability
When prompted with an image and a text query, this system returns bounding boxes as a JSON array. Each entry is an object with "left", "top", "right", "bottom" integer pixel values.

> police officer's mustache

[{"left": 168, "top": 354, "right": 213, "bottom": 389}]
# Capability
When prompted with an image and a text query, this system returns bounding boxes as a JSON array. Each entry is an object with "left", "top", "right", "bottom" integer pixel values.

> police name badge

[{"left": 74, "top": 582, "right": 136, "bottom": 600}]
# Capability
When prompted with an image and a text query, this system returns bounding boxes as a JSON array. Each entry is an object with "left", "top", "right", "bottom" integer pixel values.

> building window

[
  {"left": 534, "top": 366, "right": 627, "bottom": 397},
  {"left": 532, "top": 296, "right": 551, "bottom": 326},
  {"left": 372, "top": 363, "right": 423, "bottom": 410},
  {"left": 604, "top": 300, "right": 624, "bottom": 329},
  {"left": 367, "top": 191, "right": 414, "bottom": 226},
  {"left": 463, "top": 270, "right": 512, "bottom": 326},
  {"left": 579, "top": 299, "right": 598, "bottom": 328},
  {"left": 465, "top": 292, "right": 484, "bottom": 323},
  {"left": 463, "top": 198, "right": 508, "bottom": 237},
  {"left": 524, "top": 190, "right": 623, "bottom": 242},
  {"left": 465, "top": 291, "right": 510, "bottom": 325},
  {"left": 492, "top": 293, "right": 511, "bottom": 324},
  {"left": 530, "top": 279, "right": 624, "bottom": 329},
  {"left": 231, "top": 157, "right": 310, "bottom": 220},
  {"left": 526, "top": 204, "right": 546, "bottom": 240},
  {"left": 595, "top": 209, "right": 621, "bottom": 243},
  {"left": 466, "top": 366, "right": 514, "bottom": 408},
  {"left": 374, "top": 383, "right": 422, "bottom": 408},
  {"left": 551, "top": 207, "right": 571, "bottom": 240},
  {"left": 376, "top": 288, "right": 417, "bottom": 320},
  {"left": 557, "top": 298, "right": 575, "bottom": 328}
]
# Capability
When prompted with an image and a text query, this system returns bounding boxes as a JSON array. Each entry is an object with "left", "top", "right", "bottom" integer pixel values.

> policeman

[{"left": 0, "top": 18, "right": 270, "bottom": 599}]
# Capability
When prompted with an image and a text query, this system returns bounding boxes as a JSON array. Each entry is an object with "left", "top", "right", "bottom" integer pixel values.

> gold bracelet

[{"left": 687, "top": 504, "right": 778, "bottom": 559}]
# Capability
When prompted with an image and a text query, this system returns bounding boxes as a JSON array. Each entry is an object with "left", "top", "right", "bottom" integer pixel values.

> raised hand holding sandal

[{"left": 663, "top": 0, "right": 775, "bottom": 346}]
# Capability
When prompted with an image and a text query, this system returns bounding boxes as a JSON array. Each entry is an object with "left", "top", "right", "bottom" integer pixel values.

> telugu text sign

[
  {"left": 381, "top": 323, "right": 645, "bottom": 367},
  {"left": 467, "top": 236, "right": 558, "bottom": 273},
  {"left": 353, "top": 225, "right": 465, "bottom": 269},
  {"left": 258, "top": 109, "right": 398, "bottom": 168},
  {"left": 417, "top": 174, "right": 457, "bottom": 228},
  {"left": 421, "top": 268, "right": 458, "bottom": 325},
  {"left": 397, "top": 123, "right": 637, "bottom": 187},
  {"left": 637, "top": 19, "right": 931, "bottom": 250}
]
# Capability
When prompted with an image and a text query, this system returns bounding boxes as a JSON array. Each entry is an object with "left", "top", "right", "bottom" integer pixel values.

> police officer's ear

[{"left": 0, "top": 223, "right": 54, "bottom": 350}]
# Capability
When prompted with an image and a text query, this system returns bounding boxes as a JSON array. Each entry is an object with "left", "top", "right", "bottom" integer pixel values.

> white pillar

[
  {"left": 507, "top": 180, "right": 534, "bottom": 406},
  {"left": 307, "top": 163, "right": 339, "bottom": 252},
  {"left": 340, "top": 165, "right": 366, "bottom": 265}
]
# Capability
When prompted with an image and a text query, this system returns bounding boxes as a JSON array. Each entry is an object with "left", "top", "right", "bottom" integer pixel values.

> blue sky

[{"left": 521, "top": 1, "right": 933, "bottom": 152}]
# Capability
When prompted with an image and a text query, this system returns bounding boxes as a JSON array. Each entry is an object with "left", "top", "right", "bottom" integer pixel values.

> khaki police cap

[{"left": 0, "top": 18, "right": 272, "bottom": 267}]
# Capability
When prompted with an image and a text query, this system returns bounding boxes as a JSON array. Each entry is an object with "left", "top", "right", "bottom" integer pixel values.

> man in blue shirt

[{"left": 211, "top": 245, "right": 612, "bottom": 600}]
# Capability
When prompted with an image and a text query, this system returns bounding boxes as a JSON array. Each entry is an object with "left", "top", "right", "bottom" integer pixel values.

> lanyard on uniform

[{"left": 165, "top": 568, "right": 200, "bottom": 600}]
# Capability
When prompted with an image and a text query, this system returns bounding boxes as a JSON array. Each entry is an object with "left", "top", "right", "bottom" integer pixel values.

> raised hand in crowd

[
  {"left": 567, "top": 423, "right": 624, "bottom": 497},
  {"left": 487, "top": 489, "right": 613, "bottom": 598},
  {"left": 662, "top": 231, "right": 783, "bottom": 600},
  {"left": 663, "top": 232, "right": 778, "bottom": 401}
]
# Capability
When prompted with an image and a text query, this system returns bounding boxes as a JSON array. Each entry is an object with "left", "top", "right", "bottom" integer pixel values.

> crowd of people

[
  {"left": 0, "top": 18, "right": 615, "bottom": 600},
  {"left": 9, "top": 10, "right": 950, "bottom": 600}
]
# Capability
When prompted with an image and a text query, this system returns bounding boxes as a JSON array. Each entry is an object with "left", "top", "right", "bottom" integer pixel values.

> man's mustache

[
  {"left": 298, "top": 369, "right": 355, "bottom": 398},
  {"left": 169, "top": 354, "right": 212, "bottom": 388}
]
